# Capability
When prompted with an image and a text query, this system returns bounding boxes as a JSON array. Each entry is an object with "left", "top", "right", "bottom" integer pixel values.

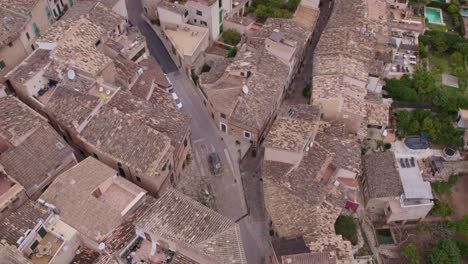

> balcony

[{"left": 29, "top": 232, "right": 63, "bottom": 264}]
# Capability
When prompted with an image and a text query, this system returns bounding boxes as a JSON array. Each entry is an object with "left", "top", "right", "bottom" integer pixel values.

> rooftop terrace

[{"left": 163, "top": 24, "right": 208, "bottom": 56}]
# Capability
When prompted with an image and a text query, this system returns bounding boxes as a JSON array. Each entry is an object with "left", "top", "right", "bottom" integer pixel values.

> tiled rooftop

[
  {"left": 107, "top": 90, "right": 190, "bottom": 150},
  {"left": 263, "top": 105, "right": 321, "bottom": 152},
  {"left": 40, "top": 157, "right": 146, "bottom": 241},
  {"left": 0, "top": 241, "right": 32, "bottom": 264},
  {"left": 0, "top": 200, "right": 48, "bottom": 246},
  {"left": 0, "top": 8, "right": 26, "bottom": 47},
  {"left": 45, "top": 85, "right": 101, "bottom": 130},
  {"left": 362, "top": 152, "right": 403, "bottom": 198},
  {"left": 0, "top": 0, "right": 37, "bottom": 15},
  {"left": 40, "top": 2, "right": 122, "bottom": 43},
  {"left": 0, "top": 125, "right": 74, "bottom": 194},
  {"left": 136, "top": 188, "right": 247, "bottom": 264},
  {"left": 292, "top": 5, "right": 320, "bottom": 31},
  {"left": 158, "top": 1, "right": 188, "bottom": 15},
  {"left": 50, "top": 18, "right": 112, "bottom": 75},
  {"left": 79, "top": 106, "right": 173, "bottom": 179},
  {"left": 0, "top": 96, "right": 46, "bottom": 146}
]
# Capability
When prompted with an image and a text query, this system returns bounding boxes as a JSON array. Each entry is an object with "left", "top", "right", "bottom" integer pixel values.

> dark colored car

[{"left": 208, "top": 153, "right": 222, "bottom": 175}]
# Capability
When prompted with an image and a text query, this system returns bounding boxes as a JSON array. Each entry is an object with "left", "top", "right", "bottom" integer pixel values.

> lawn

[{"left": 428, "top": 53, "right": 468, "bottom": 95}]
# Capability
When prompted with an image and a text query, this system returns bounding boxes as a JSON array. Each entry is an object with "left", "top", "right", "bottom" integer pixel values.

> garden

[{"left": 244, "top": 0, "right": 301, "bottom": 22}]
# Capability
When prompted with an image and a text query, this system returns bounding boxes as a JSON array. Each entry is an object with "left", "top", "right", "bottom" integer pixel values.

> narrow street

[
  {"left": 126, "top": 1, "right": 270, "bottom": 263},
  {"left": 286, "top": 0, "right": 335, "bottom": 103}
]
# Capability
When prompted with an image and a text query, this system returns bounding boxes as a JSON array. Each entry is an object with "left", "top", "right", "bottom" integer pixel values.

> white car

[{"left": 171, "top": 92, "right": 183, "bottom": 109}]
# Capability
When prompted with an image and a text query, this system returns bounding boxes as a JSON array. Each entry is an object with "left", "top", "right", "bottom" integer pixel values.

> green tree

[
  {"left": 396, "top": 111, "right": 411, "bottom": 137},
  {"left": 403, "top": 243, "right": 420, "bottom": 264},
  {"left": 413, "top": 109, "right": 432, "bottom": 123},
  {"left": 433, "top": 35, "right": 448, "bottom": 54},
  {"left": 450, "top": 51, "right": 464, "bottom": 66},
  {"left": 409, "top": 120, "right": 421, "bottom": 134},
  {"left": 445, "top": 215, "right": 468, "bottom": 236},
  {"left": 384, "top": 75, "right": 420, "bottom": 102},
  {"left": 428, "top": 238, "right": 461, "bottom": 264},
  {"left": 431, "top": 199, "right": 453, "bottom": 217},
  {"left": 334, "top": 215, "right": 358, "bottom": 245},
  {"left": 412, "top": 68, "right": 435, "bottom": 97},
  {"left": 447, "top": 4, "right": 460, "bottom": 14},
  {"left": 226, "top": 47, "right": 237, "bottom": 58},
  {"left": 456, "top": 240, "right": 468, "bottom": 257},
  {"left": 222, "top": 29, "right": 241, "bottom": 45}
]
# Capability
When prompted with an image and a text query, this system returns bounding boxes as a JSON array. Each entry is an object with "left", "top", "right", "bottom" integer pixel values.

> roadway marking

[
  {"left": 224, "top": 148, "right": 235, "bottom": 177},
  {"left": 194, "top": 148, "right": 206, "bottom": 176},
  {"left": 193, "top": 138, "right": 205, "bottom": 144}
]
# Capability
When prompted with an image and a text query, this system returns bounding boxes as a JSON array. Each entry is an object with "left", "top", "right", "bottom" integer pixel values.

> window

[
  {"left": 136, "top": 176, "right": 141, "bottom": 182},
  {"left": 118, "top": 167, "right": 126, "bottom": 177},
  {"left": 31, "top": 44, "right": 35, "bottom": 50},
  {"left": 38, "top": 227, "right": 47, "bottom": 238},
  {"left": 219, "top": 0, "right": 222, "bottom": 8},
  {"left": 170, "top": 174, "right": 175, "bottom": 186},
  {"left": 196, "top": 10, "right": 202, "bottom": 16},
  {"left": 220, "top": 113, "right": 226, "bottom": 119},
  {"left": 220, "top": 123, "right": 227, "bottom": 132},
  {"left": 219, "top": 24, "right": 223, "bottom": 34},
  {"left": 7, "top": 42, "right": 12, "bottom": 47},
  {"left": 194, "top": 19, "right": 197, "bottom": 23},
  {"left": 0, "top": 60, "right": 5, "bottom": 70},
  {"left": 201, "top": 21, "right": 207, "bottom": 26},
  {"left": 240, "top": 72, "right": 245, "bottom": 77},
  {"left": 244, "top": 131, "right": 251, "bottom": 139},
  {"left": 32, "top": 23, "right": 40, "bottom": 37},
  {"left": 27, "top": 12, "right": 32, "bottom": 18},
  {"left": 49, "top": 19, "right": 54, "bottom": 26},
  {"left": 45, "top": 7, "right": 51, "bottom": 17},
  {"left": 68, "top": 0, "right": 74, "bottom": 7},
  {"left": 219, "top": 10, "right": 223, "bottom": 23},
  {"left": 30, "top": 240, "right": 39, "bottom": 251},
  {"left": 211, "top": 113, "right": 214, "bottom": 119},
  {"left": 203, "top": 100, "right": 207, "bottom": 106},
  {"left": 184, "top": 11, "right": 188, "bottom": 17},
  {"left": 26, "top": 32, "right": 30, "bottom": 40},
  {"left": 168, "top": 163, "right": 172, "bottom": 171}
]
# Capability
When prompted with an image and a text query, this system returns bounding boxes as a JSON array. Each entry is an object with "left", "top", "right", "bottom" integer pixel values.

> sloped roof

[
  {"left": 0, "top": 96, "right": 46, "bottom": 146},
  {"left": 0, "top": 241, "right": 33, "bottom": 264},
  {"left": 135, "top": 188, "right": 246, "bottom": 264},
  {"left": 0, "top": 200, "right": 48, "bottom": 246},
  {"left": 0, "top": 125, "right": 74, "bottom": 194},
  {"left": 362, "top": 152, "right": 403, "bottom": 198}
]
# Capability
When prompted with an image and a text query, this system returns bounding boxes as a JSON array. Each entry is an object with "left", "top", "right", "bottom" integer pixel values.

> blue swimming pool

[{"left": 425, "top": 7, "right": 444, "bottom": 25}]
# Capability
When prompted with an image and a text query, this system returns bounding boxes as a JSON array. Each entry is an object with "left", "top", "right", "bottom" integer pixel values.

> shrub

[
  {"left": 151, "top": 19, "right": 160, "bottom": 26},
  {"left": 444, "top": 215, "right": 468, "bottom": 236},
  {"left": 432, "top": 175, "right": 458, "bottom": 194},
  {"left": 447, "top": 4, "right": 460, "bottom": 14},
  {"left": 191, "top": 70, "right": 199, "bottom": 85},
  {"left": 384, "top": 76, "right": 420, "bottom": 102},
  {"left": 222, "top": 29, "right": 241, "bottom": 46},
  {"left": 201, "top": 64, "right": 211, "bottom": 73},
  {"left": 302, "top": 84, "right": 311, "bottom": 98},
  {"left": 334, "top": 215, "right": 358, "bottom": 245},
  {"left": 456, "top": 240, "right": 468, "bottom": 257},
  {"left": 431, "top": 199, "right": 453, "bottom": 217},
  {"left": 416, "top": 221, "right": 432, "bottom": 233},
  {"left": 226, "top": 47, "right": 237, "bottom": 58},
  {"left": 427, "top": 238, "right": 461, "bottom": 264},
  {"left": 403, "top": 243, "right": 420, "bottom": 264}
]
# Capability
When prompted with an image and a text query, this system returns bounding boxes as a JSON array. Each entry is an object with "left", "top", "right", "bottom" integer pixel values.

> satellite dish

[
  {"left": 242, "top": 84, "right": 249, "bottom": 95},
  {"left": 98, "top": 243, "right": 106, "bottom": 251},
  {"left": 67, "top": 69, "right": 76, "bottom": 80}
]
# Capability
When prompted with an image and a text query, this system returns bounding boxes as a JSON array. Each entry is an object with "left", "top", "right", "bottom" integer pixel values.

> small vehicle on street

[
  {"left": 171, "top": 92, "right": 183, "bottom": 108},
  {"left": 208, "top": 152, "right": 222, "bottom": 175}
]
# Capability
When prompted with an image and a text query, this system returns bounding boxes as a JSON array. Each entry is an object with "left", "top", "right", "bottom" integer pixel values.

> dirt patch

[{"left": 443, "top": 175, "right": 468, "bottom": 220}]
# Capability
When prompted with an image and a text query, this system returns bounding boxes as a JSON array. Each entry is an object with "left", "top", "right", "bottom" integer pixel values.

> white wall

[{"left": 158, "top": 7, "right": 186, "bottom": 25}]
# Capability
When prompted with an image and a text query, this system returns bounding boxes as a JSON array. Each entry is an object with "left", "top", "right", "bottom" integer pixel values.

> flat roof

[
  {"left": 396, "top": 157, "right": 433, "bottom": 200},
  {"left": 164, "top": 25, "right": 208, "bottom": 56},
  {"left": 40, "top": 157, "right": 146, "bottom": 241}
]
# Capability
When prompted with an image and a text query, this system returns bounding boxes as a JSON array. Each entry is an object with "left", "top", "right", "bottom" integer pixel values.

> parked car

[
  {"left": 208, "top": 153, "right": 222, "bottom": 175},
  {"left": 171, "top": 92, "right": 183, "bottom": 108}
]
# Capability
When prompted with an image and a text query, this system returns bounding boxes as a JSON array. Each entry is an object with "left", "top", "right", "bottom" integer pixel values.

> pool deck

[{"left": 425, "top": 6, "right": 445, "bottom": 26}]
